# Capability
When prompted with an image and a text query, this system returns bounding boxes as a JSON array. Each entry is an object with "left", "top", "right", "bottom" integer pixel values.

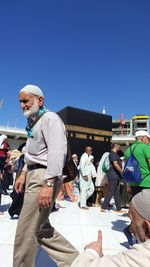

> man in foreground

[
  {"left": 71, "top": 189, "right": 150, "bottom": 267},
  {"left": 13, "top": 84, "right": 78, "bottom": 267}
]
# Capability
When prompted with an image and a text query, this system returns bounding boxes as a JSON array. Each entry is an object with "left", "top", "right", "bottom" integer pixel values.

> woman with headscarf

[
  {"left": 0, "top": 169, "right": 3, "bottom": 214},
  {"left": 0, "top": 134, "right": 9, "bottom": 213},
  {"left": 0, "top": 134, "right": 10, "bottom": 171},
  {"left": 0, "top": 134, "right": 10, "bottom": 197}
]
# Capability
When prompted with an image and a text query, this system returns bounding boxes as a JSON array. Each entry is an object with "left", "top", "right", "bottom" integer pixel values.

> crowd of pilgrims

[{"left": 0, "top": 133, "right": 130, "bottom": 217}]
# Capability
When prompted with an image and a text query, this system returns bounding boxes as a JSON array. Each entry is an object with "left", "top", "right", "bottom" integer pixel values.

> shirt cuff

[
  {"left": 85, "top": 248, "right": 100, "bottom": 258},
  {"left": 44, "top": 173, "right": 62, "bottom": 181}
]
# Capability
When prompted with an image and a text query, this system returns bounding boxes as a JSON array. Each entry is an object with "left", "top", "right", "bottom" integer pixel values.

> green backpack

[{"left": 102, "top": 154, "right": 110, "bottom": 173}]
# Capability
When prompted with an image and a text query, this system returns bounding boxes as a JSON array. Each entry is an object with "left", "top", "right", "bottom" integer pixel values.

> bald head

[{"left": 85, "top": 146, "right": 92, "bottom": 155}]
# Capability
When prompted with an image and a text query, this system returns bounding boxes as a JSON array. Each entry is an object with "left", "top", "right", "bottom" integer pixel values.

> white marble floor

[{"left": 0, "top": 194, "right": 130, "bottom": 267}]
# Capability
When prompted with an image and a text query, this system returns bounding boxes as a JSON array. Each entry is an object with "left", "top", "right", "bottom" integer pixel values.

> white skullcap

[
  {"left": 131, "top": 189, "right": 150, "bottom": 220},
  {"left": 135, "top": 130, "right": 150, "bottom": 139},
  {"left": 19, "top": 84, "right": 44, "bottom": 98}
]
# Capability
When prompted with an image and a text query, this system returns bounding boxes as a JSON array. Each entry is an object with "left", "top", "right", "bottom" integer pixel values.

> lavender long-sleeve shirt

[{"left": 23, "top": 111, "right": 67, "bottom": 181}]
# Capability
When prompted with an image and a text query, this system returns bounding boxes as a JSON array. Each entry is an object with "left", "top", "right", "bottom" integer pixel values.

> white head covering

[
  {"left": 131, "top": 189, "right": 150, "bottom": 220},
  {"left": 0, "top": 134, "right": 7, "bottom": 149},
  {"left": 135, "top": 130, "right": 150, "bottom": 139},
  {"left": 19, "top": 84, "right": 44, "bottom": 98}
]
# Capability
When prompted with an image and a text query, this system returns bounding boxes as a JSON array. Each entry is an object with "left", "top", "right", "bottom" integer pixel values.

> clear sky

[{"left": 0, "top": 0, "right": 150, "bottom": 128}]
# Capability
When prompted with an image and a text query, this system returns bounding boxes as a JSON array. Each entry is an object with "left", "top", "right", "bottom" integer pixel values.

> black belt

[{"left": 27, "top": 163, "right": 46, "bottom": 171}]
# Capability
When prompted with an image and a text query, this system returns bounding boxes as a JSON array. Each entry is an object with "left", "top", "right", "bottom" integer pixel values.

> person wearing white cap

[
  {"left": 13, "top": 85, "right": 79, "bottom": 267},
  {"left": 123, "top": 130, "right": 150, "bottom": 247},
  {"left": 71, "top": 189, "right": 150, "bottom": 267},
  {"left": 124, "top": 130, "right": 150, "bottom": 197}
]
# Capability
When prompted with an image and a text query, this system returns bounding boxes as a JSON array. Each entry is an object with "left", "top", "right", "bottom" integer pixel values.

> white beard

[{"left": 23, "top": 99, "right": 39, "bottom": 118}]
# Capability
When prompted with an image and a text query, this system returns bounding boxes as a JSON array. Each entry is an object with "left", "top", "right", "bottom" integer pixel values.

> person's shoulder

[
  {"left": 44, "top": 110, "right": 59, "bottom": 119},
  {"left": 137, "top": 142, "right": 150, "bottom": 151},
  {"left": 109, "top": 151, "right": 116, "bottom": 157},
  {"left": 143, "top": 143, "right": 150, "bottom": 153},
  {"left": 131, "top": 239, "right": 150, "bottom": 252},
  {"left": 42, "top": 110, "right": 64, "bottom": 123},
  {"left": 109, "top": 151, "right": 116, "bottom": 161},
  {"left": 81, "top": 153, "right": 87, "bottom": 159}
]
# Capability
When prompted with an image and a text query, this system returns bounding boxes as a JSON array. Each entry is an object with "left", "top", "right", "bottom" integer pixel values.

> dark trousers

[{"left": 101, "top": 179, "right": 121, "bottom": 211}]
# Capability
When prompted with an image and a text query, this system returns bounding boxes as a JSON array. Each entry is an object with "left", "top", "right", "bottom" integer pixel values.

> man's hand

[
  {"left": 85, "top": 230, "right": 103, "bottom": 257},
  {"left": 39, "top": 184, "right": 54, "bottom": 209},
  {"left": 83, "top": 175, "right": 88, "bottom": 181},
  {"left": 15, "top": 174, "right": 26, "bottom": 193},
  {"left": 113, "top": 161, "right": 122, "bottom": 175}
]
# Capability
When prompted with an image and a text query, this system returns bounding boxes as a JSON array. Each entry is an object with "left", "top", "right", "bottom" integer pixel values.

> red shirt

[{"left": 0, "top": 143, "right": 10, "bottom": 157}]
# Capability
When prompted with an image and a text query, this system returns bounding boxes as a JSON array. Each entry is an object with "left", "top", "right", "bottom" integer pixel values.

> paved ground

[{"left": 0, "top": 194, "right": 130, "bottom": 267}]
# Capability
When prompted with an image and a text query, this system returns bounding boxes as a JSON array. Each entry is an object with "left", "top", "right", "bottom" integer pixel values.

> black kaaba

[{"left": 57, "top": 106, "right": 112, "bottom": 162}]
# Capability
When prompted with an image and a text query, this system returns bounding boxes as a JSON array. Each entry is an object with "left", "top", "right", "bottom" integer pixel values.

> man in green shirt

[
  {"left": 124, "top": 130, "right": 150, "bottom": 197},
  {"left": 124, "top": 130, "right": 150, "bottom": 247}
]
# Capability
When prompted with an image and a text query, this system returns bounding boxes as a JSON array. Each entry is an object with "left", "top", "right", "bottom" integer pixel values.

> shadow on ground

[
  {"left": 0, "top": 203, "right": 11, "bottom": 212},
  {"left": 35, "top": 247, "right": 58, "bottom": 267}
]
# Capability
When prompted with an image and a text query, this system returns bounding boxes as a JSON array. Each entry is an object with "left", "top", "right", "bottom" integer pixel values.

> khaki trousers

[{"left": 13, "top": 168, "right": 79, "bottom": 267}]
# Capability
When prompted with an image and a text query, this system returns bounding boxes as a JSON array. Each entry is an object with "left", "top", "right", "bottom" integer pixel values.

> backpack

[
  {"left": 102, "top": 154, "right": 110, "bottom": 173},
  {"left": 122, "top": 145, "right": 142, "bottom": 183}
]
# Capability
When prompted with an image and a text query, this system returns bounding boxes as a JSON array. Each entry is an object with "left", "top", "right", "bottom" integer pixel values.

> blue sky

[{"left": 0, "top": 0, "right": 150, "bottom": 128}]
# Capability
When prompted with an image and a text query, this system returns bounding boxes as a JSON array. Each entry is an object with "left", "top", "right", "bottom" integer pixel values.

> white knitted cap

[
  {"left": 131, "top": 189, "right": 150, "bottom": 220},
  {"left": 19, "top": 84, "right": 44, "bottom": 98}
]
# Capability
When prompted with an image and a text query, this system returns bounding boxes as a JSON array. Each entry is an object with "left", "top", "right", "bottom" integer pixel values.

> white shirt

[
  {"left": 71, "top": 240, "right": 150, "bottom": 267},
  {"left": 79, "top": 153, "right": 92, "bottom": 178}
]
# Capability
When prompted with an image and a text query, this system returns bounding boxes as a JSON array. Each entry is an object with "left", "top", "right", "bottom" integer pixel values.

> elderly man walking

[{"left": 13, "top": 85, "right": 78, "bottom": 267}]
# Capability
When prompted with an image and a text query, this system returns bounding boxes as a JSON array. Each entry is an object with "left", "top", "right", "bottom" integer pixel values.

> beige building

[{"left": 112, "top": 115, "right": 149, "bottom": 136}]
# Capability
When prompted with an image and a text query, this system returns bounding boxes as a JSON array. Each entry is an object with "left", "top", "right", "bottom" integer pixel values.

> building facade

[{"left": 112, "top": 115, "right": 149, "bottom": 136}]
